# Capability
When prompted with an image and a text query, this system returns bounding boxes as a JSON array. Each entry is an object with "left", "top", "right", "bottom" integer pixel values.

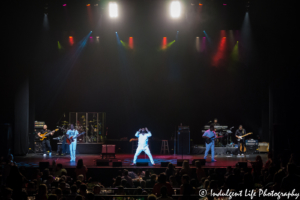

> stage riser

[
  {"left": 57, "top": 144, "right": 102, "bottom": 154},
  {"left": 192, "top": 147, "right": 239, "bottom": 155}
]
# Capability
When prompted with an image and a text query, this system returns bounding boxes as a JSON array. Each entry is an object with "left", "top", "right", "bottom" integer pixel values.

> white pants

[
  {"left": 133, "top": 146, "right": 154, "bottom": 164},
  {"left": 69, "top": 142, "right": 77, "bottom": 161}
]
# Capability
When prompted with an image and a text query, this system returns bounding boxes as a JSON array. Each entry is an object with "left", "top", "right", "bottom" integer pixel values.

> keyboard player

[{"left": 211, "top": 118, "right": 220, "bottom": 126}]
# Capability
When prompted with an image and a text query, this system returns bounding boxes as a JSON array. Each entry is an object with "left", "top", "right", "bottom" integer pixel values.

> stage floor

[{"left": 15, "top": 153, "right": 268, "bottom": 169}]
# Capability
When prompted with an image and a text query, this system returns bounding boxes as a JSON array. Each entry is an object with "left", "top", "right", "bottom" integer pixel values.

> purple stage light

[
  {"left": 63, "top": 4, "right": 66, "bottom": 6},
  {"left": 223, "top": 4, "right": 227, "bottom": 6}
]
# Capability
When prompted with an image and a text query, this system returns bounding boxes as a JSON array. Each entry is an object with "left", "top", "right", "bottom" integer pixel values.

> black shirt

[
  {"left": 235, "top": 129, "right": 246, "bottom": 140},
  {"left": 40, "top": 129, "right": 51, "bottom": 140}
]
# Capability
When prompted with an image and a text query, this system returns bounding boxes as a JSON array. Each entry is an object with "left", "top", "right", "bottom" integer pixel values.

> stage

[{"left": 15, "top": 153, "right": 267, "bottom": 168}]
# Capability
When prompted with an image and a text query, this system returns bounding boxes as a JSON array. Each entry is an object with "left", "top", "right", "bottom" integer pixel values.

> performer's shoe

[
  {"left": 237, "top": 154, "right": 240, "bottom": 156},
  {"left": 241, "top": 154, "right": 244, "bottom": 156},
  {"left": 211, "top": 160, "right": 217, "bottom": 162},
  {"left": 204, "top": 157, "right": 207, "bottom": 160},
  {"left": 152, "top": 163, "right": 155, "bottom": 166},
  {"left": 43, "top": 154, "right": 46, "bottom": 157},
  {"left": 130, "top": 163, "right": 135, "bottom": 166}
]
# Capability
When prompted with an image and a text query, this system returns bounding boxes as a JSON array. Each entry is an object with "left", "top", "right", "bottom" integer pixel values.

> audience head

[
  {"left": 38, "top": 184, "right": 48, "bottom": 195},
  {"left": 151, "top": 174, "right": 157, "bottom": 181},
  {"left": 57, "top": 164, "right": 63, "bottom": 170},
  {"left": 70, "top": 185, "right": 77, "bottom": 194},
  {"left": 93, "top": 185, "right": 101, "bottom": 194},
  {"left": 77, "top": 174, "right": 84, "bottom": 181},
  {"left": 226, "top": 166, "right": 232, "bottom": 173},
  {"left": 123, "top": 169, "right": 129, "bottom": 176},
  {"left": 48, "top": 175, "right": 54, "bottom": 183},
  {"left": 79, "top": 184, "right": 87, "bottom": 195},
  {"left": 148, "top": 194, "right": 157, "bottom": 200},
  {"left": 145, "top": 170, "right": 150, "bottom": 177},
  {"left": 48, "top": 194, "right": 58, "bottom": 200},
  {"left": 141, "top": 180, "right": 146, "bottom": 188},
  {"left": 59, "top": 181, "right": 66, "bottom": 190},
  {"left": 121, "top": 179, "right": 127, "bottom": 187},
  {"left": 181, "top": 174, "right": 190, "bottom": 184},
  {"left": 55, "top": 188, "right": 62, "bottom": 197},
  {"left": 160, "top": 186, "right": 167, "bottom": 197},
  {"left": 195, "top": 161, "right": 202, "bottom": 168},
  {"left": 75, "top": 195, "right": 84, "bottom": 200},
  {"left": 158, "top": 173, "right": 167, "bottom": 183},
  {"left": 182, "top": 160, "right": 190, "bottom": 169},
  {"left": 168, "top": 163, "right": 174, "bottom": 170},
  {"left": 76, "top": 180, "right": 82, "bottom": 188}
]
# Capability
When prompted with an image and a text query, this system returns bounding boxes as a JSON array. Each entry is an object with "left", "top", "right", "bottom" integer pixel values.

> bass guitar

[
  {"left": 205, "top": 136, "right": 223, "bottom": 144},
  {"left": 66, "top": 132, "right": 86, "bottom": 145},
  {"left": 39, "top": 129, "right": 59, "bottom": 141}
]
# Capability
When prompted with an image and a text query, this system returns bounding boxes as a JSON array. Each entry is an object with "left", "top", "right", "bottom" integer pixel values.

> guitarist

[
  {"left": 38, "top": 125, "right": 54, "bottom": 157},
  {"left": 202, "top": 125, "right": 218, "bottom": 162},
  {"left": 66, "top": 124, "right": 78, "bottom": 162},
  {"left": 235, "top": 125, "right": 246, "bottom": 156}
]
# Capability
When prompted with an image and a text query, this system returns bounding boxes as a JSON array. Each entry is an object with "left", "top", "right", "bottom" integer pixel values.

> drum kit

[{"left": 56, "top": 120, "right": 99, "bottom": 143}]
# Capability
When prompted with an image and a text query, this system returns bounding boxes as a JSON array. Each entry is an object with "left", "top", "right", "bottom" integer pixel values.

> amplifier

[
  {"left": 34, "top": 121, "right": 45, "bottom": 129},
  {"left": 258, "top": 142, "right": 269, "bottom": 152},
  {"left": 245, "top": 139, "right": 258, "bottom": 146},
  {"left": 245, "top": 139, "right": 258, "bottom": 154}
]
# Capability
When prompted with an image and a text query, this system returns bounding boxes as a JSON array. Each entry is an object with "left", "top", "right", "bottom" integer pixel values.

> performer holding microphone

[{"left": 131, "top": 127, "right": 155, "bottom": 166}]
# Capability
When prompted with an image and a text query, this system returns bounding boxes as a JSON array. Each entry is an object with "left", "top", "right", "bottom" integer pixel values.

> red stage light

[
  {"left": 199, "top": 3, "right": 203, "bottom": 6},
  {"left": 86, "top": 4, "right": 91, "bottom": 7}
]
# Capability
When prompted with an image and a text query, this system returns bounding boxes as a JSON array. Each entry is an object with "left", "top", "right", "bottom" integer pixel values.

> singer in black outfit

[{"left": 235, "top": 125, "right": 246, "bottom": 156}]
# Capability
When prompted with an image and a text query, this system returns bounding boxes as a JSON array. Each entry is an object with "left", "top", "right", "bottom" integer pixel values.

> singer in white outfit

[{"left": 131, "top": 127, "right": 155, "bottom": 165}]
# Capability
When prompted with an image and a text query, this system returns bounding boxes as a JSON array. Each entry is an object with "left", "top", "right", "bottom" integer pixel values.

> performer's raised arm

[
  {"left": 145, "top": 127, "right": 152, "bottom": 137},
  {"left": 135, "top": 129, "right": 141, "bottom": 137}
]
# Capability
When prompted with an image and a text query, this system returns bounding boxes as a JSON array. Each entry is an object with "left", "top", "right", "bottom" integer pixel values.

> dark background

[{"left": 2, "top": 0, "right": 299, "bottom": 155}]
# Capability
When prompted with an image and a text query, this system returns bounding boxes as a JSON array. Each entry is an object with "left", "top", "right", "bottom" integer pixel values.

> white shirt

[
  {"left": 66, "top": 129, "right": 79, "bottom": 142},
  {"left": 135, "top": 131, "right": 152, "bottom": 148}
]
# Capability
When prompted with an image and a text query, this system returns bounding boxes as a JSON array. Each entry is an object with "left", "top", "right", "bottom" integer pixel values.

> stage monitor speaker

[
  {"left": 96, "top": 159, "right": 109, "bottom": 166},
  {"left": 113, "top": 162, "right": 122, "bottom": 167},
  {"left": 161, "top": 162, "right": 170, "bottom": 167},
  {"left": 177, "top": 159, "right": 189, "bottom": 166},
  {"left": 177, "top": 130, "right": 190, "bottom": 154},
  {"left": 136, "top": 162, "right": 148, "bottom": 166},
  {"left": 192, "top": 159, "right": 206, "bottom": 166},
  {"left": 236, "top": 162, "right": 247, "bottom": 169},
  {"left": 39, "top": 162, "right": 50, "bottom": 170}
]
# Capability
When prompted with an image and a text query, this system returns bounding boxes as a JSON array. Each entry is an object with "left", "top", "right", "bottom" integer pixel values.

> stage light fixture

[
  {"left": 94, "top": 4, "right": 98, "bottom": 6},
  {"left": 86, "top": 4, "right": 91, "bottom": 7},
  {"left": 199, "top": 3, "right": 203, "bottom": 6},
  {"left": 69, "top": 36, "right": 73, "bottom": 38},
  {"left": 170, "top": 1, "right": 181, "bottom": 18},
  {"left": 63, "top": 4, "right": 67, "bottom": 7},
  {"left": 96, "top": 36, "right": 99, "bottom": 39},
  {"left": 109, "top": 2, "right": 118, "bottom": 18},
  {"left": 223, "top": 3, "right": 227, "bottom": 6}
]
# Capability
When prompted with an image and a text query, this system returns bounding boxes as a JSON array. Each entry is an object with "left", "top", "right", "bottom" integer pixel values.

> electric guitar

[
  {"left": 39, "top": 129, "right": 59, "bottom": 141},
  {"left": 237, "top": 132, "right": 253, "bottom": 141},
  {"left": 205, "top": 136, "right": 223, "bottom": 144},
  {"left": 66, "top": 132, "right": 85, "bottom": 145}
]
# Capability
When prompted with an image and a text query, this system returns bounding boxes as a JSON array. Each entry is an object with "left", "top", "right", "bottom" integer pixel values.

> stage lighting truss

[
  {"left": 109, "top": 2, "right": 118, "bottom": 18},
  {"left": 170, "top": 1, "right": 181, "bottom": 18}
]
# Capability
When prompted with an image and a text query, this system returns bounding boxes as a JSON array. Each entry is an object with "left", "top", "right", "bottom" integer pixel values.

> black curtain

[{"left": 14, "top": 77, "right": 29, "bottom": 155}]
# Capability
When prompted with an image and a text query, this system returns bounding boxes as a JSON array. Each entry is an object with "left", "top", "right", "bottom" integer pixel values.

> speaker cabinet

[
  {"left": 161, "top": 162, "right": 170, "bottom": 167},
  {"left": 177, "top": 159, "right": 189, "bottom": 166},
  {"left": 192, "top": 159, "right": 206, "bottom": 166},
  {"left": 236, "top": 162, "right": 247, "bottom": 169},
  {"left": 96, "top": 159, "right": 109, "bottom": 166},
  {"left": 35, "top": 141, "right": 43, "bottom": 153},
  {"left": 113, "top": 162, "right": 122, "bottom": 167},
  {"left": 136, "top": 162, "right": 148, "bottom": 166},
  {"left": 177, "top": 130, "right": 190, "bottom": 154},
  {"left": 39, "top": 162, "right": 50, "bottom": 170}
]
